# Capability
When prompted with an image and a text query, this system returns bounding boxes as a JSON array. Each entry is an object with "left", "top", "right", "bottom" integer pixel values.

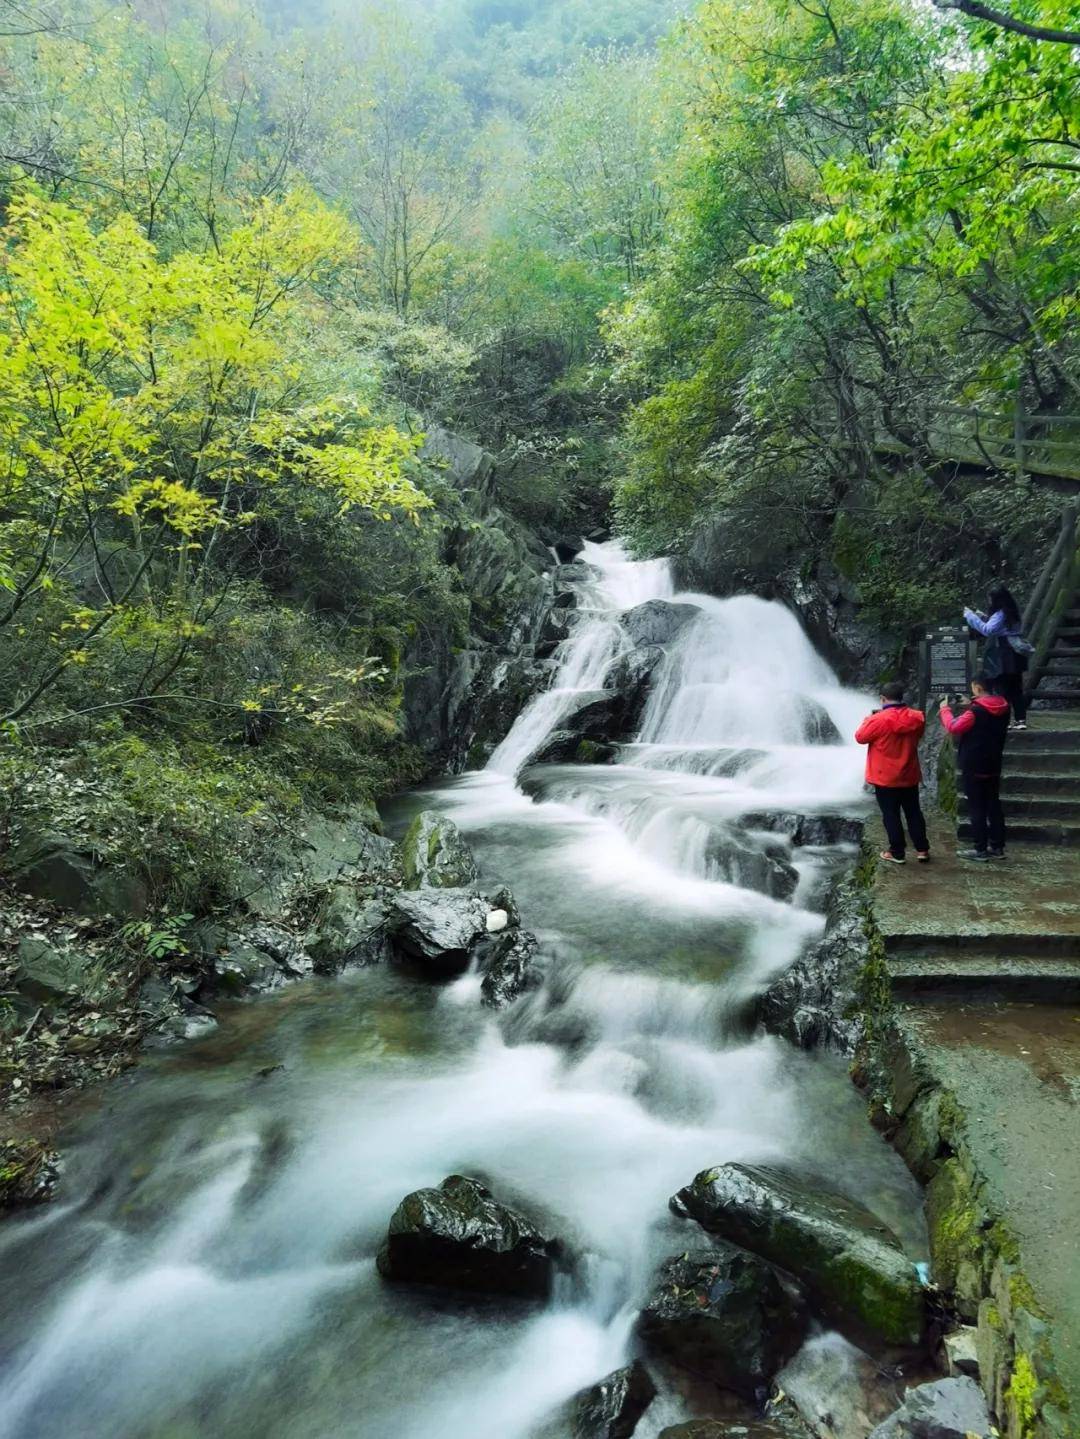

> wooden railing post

[
  {"left": 1014, "top": 394, "right": 1026, "bottom": 484},
  {"left": 1025, "top": 503, "right": 1080, "bottom": 694}
]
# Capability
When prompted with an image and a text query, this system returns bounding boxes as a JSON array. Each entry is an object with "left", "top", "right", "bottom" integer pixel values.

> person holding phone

[
  {"left": 963, "top": 585, "right": 1033, "bottom": 730},
  {"left": 940, "top": 675, "right": 1010, "bottom": 861},
  {"left": 855, "top": 681, "right": 929, "bottom": 865}
]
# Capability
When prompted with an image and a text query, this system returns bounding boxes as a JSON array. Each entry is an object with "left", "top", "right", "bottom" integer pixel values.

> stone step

[
  {"left": 1030, "top": 688, "right": 1080, "bottom": 707},
  {"left": 997, "top": 794, "right": 1080, "bottom": 819},
  {"left": 1004, "top": 752, "right": 1080, "bottom": 774},
  {"left": 1000, "top": 771, "right": 1080, "bottom": 794},
  {"left": 1044, "top": 660, "right": 1080, "bottom": 676},
  {"left": 1003, "top": 723, "right": 1080, "bottom": 748},
  {"left": 957, "top": 818, "right": 1080, "bottom": 844},
  {"left": 888, "top": 953, "right": 1080, "bottom": 1003},
  {"left": 885, "top": 930, "right": 1080, "bottom": 959},
  {"left": 1049, "top": 647, "right": 1080, "bottom": 659}
]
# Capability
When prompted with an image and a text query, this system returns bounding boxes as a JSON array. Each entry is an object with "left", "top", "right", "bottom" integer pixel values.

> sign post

[{"left": 919, "top": 626, "right": 977, "bottom": 713}]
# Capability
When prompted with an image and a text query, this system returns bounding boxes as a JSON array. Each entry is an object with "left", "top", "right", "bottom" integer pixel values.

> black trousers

[
  {"left": 963, "top": 773, "right": 1005, "bottom": 853},
  {"left": 874, "top": 785, "right": 929, "bottom": 859},
  {"left": 990, "top": 672, "right": 1027, "bottom": 723}
]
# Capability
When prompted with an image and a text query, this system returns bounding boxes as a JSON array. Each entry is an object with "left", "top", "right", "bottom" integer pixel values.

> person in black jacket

[{"left": 939, "top": 676, "right": 1011, "bottom": 861}]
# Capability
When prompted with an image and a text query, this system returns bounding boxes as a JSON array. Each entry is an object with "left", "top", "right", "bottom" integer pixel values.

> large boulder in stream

[
  {"left": 637, "top": 1243, "right": 808, "bottom": 1400},
  {"left": 671, "top": 1165, "right": 926, "bottom": 1351},
  {"left": 554, "top": 1361, "right": 657, "bottom": 1439},
  {"left": 376, "top": 1174, "right": 565, "bottom": 1299},
  {"left": 477, "top": 928, "right": 542, "bottom": 1008},
  {"left": 387, "top": 888, "right": 492, "bottom": 974},
  {"left": 400, "top": 811, "right": 480, "bottom": 890},
  {"left": 621, "top": 599, "right": 700, "bottom": 649}
]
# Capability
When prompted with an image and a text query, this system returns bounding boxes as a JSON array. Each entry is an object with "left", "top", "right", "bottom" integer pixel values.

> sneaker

[
  {"left": 880, "top": 850, "right": 906, "bottom": 865},
  {"left": 915, "top": 851, "right": 931, "bottom": 863},
  {"left": 988, "top": 848, "right": 1006, "bottom": 860},
  {"left": 1010, "top": 722, "right": 1028, "bottom": 731},
  {"left": 956, "top": 848, "right": 990, "bottom": 863}
]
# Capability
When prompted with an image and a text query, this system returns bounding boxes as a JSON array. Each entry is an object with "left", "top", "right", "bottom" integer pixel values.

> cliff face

[{"left": 402, "top": 428, "right": 557, "bottom": 772}]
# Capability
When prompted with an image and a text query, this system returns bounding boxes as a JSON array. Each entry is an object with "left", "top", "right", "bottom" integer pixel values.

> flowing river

[{"left": 0, "top": 543, "right": 924, "bottom": 1439}]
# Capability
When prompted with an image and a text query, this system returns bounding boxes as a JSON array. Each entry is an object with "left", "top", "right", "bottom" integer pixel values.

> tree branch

[{"left": 931, "top": 0, "right": 1080, "bottom": 46}]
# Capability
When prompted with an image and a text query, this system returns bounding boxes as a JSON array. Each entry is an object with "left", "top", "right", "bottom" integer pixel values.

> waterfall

[
  {"left": 0, "top": 543, "right": 920, "bottom": 1439},
  {"left": 486, "top": 541, "right": 673, "bottom": 776}
]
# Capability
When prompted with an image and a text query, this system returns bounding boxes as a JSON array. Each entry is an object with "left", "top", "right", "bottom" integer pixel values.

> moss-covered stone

[
  {"left": 672, "top": 1163, "right": 926, "bottom": 1351},
  {"left": 925, "top": 1158, "right": 985, "bottom": 1316},
  {"left": 0, "top": 1139, "right": 59, "bottom": 1211},
  {"left": 400, "top": 811, "right": 479, "bottom": 890}
]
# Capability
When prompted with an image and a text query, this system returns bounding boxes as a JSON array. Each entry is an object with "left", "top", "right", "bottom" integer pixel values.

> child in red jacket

[{"left": 855, "top": 681, "right": 929, "bottom": 865}]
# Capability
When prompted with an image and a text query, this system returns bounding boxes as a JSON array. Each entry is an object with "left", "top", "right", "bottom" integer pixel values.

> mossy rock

[
  {"left": 400, "top": 811, "right": 479, "bottom": 890},
  {"left": 673, "top": 1163, "right": 926, "bottom": 1352},
  {"left": 0, "top": 1139, "right": 59, "bottom": 1211},
  {"left": 925, "top": 1157, "right": 986, "bottom": 1316}
]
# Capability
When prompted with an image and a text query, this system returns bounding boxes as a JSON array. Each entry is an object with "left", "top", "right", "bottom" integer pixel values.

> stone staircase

[
  {"left": 1029, "top": 596, "right": 1080, "bottom": 708},
  {"left": 957, "top": 716, "right": 1080, "bottom": 847}
]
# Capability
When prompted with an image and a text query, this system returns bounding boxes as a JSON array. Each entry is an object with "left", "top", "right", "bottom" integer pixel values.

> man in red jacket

[{"left": 855, "top": 681, "right": 929, "bottom": 865}]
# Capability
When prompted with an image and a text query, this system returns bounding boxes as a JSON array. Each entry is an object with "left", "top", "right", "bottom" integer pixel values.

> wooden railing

[
  {"left": 876, "top": 401, "right": 1080, "bottom": 488},
  {"left": 1024, "top": 502, "right": 1080, "bottom": 693}
]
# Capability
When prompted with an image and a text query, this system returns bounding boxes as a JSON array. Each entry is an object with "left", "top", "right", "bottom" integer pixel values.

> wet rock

[
  {"left": 553, "top": 561, "right": 595, "bottom": 590},
  {"left": 867, "top": 1378, "right": 992, "bottom": 1439},
  {"left": 757, "top": 880, "right": 866, "bottom": 1054},
  {"left": 791, "top": 697, "right": 843, "bottom": 746},
  {"left": 536, "top": 607, "right": 581, "bottom": 658},
  {"left": 15, "top": 937, "right": 90, "bottom": 1004},
  {"left": 464, "top": 655, "right": 555, "bottom": 765},
  {"left": 561, "top": 1360, "right": 657, "bottom": 1438},
  {"left": 704, "top": 832, "right": 799, "bottom": 901},
  {"left": 778, "top": 1331, "right": 900, "bottom": 1439},
  {"left": 245, "top": 922, "right": 313, "bottom": 977},
  {"left": 486, "top": 884, "right": 522, "bottom": 928},
  {"left": 553, "top": 537, "right": 586, "bottom": 564},
  {"left": 621, "top": 599, "right": 700, "bottom": 649},
  {"left": 376, "top": 1174, "right": 564, "bottom": 1299},
  {"left": 478, "top": 929, "right": 542, "bottom": 1008},
  {"left": 605, "top": 645, "right": 665, "bottom": 700},
  {"left": 659, "top": 1421, "right": 808, "bottom": 1439},
  {"left": 741, "top": 814, "right": 863, "bottom": 847},
  {"left": 671, "top": 1164, "right": 926, "bottom": 1351},
  {"left": 636, "top": 1243, "right": 809, "bottom": 1400},
  {"left": 307, "top": 883, "right": 393, "bottom": 974},
  {"left": 387, "top": 888, "right": 491, "bottom": 973},
  {"left": 942, "top": 1327, "right": 979, "bottom": 1379},
  {"left": 205, "top": 943, "right": 284, "bottom": 996},
  {"left": 400, "top": 811, "right": 480, "bottom": 890},
  {"left": 532, "top": 677, "right": 654, "bottom": 763}
]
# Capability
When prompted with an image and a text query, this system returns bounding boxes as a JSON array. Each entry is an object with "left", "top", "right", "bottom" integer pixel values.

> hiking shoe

[
  {"left": 915, "top": 851, "right": 931, "bottom": 863},
  {"left": 956, "top": 848, "right": 990, "bottom": 863},
  {"left": 988, "top": 848, "right": 1006, "bottom": 860},
  {"left": 879, "top": 850, "right": 906, "bottom": 865}
]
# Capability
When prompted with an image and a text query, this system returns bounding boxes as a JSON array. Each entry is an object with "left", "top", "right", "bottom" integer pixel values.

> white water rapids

[{"left": 0, "top": 542, "right": 923, "bottom": 1439}]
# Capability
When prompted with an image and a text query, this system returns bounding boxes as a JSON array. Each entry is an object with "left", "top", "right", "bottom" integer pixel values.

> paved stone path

[{"left": 870, "top": 714, "right": 1080, "bottom": 1434}]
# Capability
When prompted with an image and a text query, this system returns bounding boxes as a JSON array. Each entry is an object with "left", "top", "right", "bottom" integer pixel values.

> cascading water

[{"left": 0, "top": 542, "right": 922, "bottom": 1439}]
